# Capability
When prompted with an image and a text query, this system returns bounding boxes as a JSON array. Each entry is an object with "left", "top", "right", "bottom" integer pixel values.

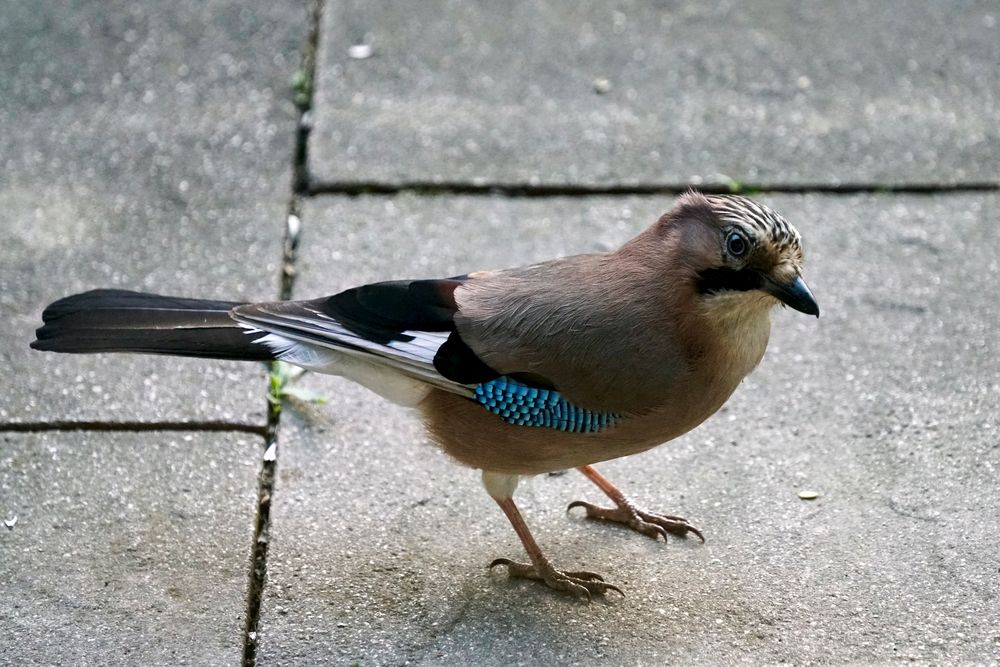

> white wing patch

[
  {"left": 254, "top": 332, "right": 332, "bottom": 367},
  {"left": 252, "top": 331, "right": 433, "bottom": 407},
  {"left": 235, "top": 307, "right": 475, "bottom": 404},
  {"left": 243, "top": 308, "right": 446, "bottom": 364}
]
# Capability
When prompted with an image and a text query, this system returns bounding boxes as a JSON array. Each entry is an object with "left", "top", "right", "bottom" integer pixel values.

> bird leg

[
  {"left": 483, "top": 471, "right": 623, "bottom": 599},
  {"left": 568, "top": 465, "right": 704, "bottom": 542}
]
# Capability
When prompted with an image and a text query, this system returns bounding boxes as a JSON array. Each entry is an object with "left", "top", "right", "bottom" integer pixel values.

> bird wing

[
  {"left": 234, "top": 268, "right": 647, "bottom": 432},
  {"left": 231, "top": 277, "right": 500, "bottom": 397}
]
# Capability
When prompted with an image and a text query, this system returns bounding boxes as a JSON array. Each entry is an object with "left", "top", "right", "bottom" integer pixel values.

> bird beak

[{"left": 763, "top": 275, "right": 819, "bottom": 317}]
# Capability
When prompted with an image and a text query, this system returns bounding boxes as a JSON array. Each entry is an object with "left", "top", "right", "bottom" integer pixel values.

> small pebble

[
  {"left": 593, "top": 78, "right": 612, "bottom": 94},
  {"left": 348, "top": 44, "right": 373, "bottom": 60},
  {"left": 798, "top": 490, "right": 820, "bottom": 500}
]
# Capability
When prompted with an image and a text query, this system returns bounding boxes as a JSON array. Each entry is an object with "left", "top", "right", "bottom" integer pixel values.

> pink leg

[
  {"left": 569, "top": 465, "right": 704, "bottom": 542},
  {"left": 489, "top": 495, "right": 623, "bottom": 599}
]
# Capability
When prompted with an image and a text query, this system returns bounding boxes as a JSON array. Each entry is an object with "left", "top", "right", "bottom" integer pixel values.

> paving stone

[
  {"left": 256, "top": 193, "right": 999, "bottom": 663},
  {"left": 312, "top": 1, "right": 1000, "bottom": 186},
  {"left": 0, "top": 0, "right": 303, "bottom": 424},
  {"left": 0, "top": 430, "right": 262, "bottom": 665}
]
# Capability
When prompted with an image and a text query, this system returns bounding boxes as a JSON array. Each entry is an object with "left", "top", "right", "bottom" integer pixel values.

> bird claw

[
  {"left": 567, "top": 499, "right": 705, "bottom": 543},
  {"left": 489, "top": 557, "right": 624, "bottom": 600}
]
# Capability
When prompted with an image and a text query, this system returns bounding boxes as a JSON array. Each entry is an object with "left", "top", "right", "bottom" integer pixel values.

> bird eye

[{"left": 726, "top": 231, "right": 749, "bottom": 257}]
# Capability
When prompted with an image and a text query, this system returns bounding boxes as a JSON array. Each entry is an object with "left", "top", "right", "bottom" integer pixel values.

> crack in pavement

[
  {"left": 241, "top": 399, "right": 279, "bottom": 667},
  {"left": 308, "top": 180, "right": 1000, "bottom": 198},
  {"left": 240, "top": 2, "right": 323, "bottom": 665},
  {"left": 0, "top": 421, "right": 267, "bottom": 436}
]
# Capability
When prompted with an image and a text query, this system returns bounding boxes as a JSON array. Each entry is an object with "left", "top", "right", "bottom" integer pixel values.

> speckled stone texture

[
  {"left": 311, "top": 1, "right": 1000, "bottom": 186},
  {"left": 0, "top": 0, "right": 302, "bottom": 425},
  {"left": 0, "top": 431, "right": 261, "bottom": 665}
]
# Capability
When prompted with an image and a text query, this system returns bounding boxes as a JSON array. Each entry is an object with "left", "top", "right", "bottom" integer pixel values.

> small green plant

[
  {"left": 713, "top": 176, "right": 761, "bottom": 196},
  {"left": 290, "top": 69, "right": 312, "bottom": 111},
  {"left": 267, "top": 361, "right": 326, "bottom": 413},
  {"left": 721, "top": 175, "right": 743, "bottom": 194}
]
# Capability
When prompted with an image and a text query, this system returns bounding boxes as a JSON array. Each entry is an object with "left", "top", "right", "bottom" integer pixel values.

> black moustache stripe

[{"left": 696, "top": 267, "right": 764, "bottom": 295}]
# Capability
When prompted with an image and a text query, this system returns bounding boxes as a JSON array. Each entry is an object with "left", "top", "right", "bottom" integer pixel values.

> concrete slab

[
  {"left": 257, "top": 194, "right": 999, "bottom": 663},
  {"left": 0, "top": 0, "right": 303, "bottom": 424},
  {"left": 0, "top": 430, "right": 262, "bottom": 665},
  {"left": 311, "top": 1, "right": 1000, "bottom": 186}
]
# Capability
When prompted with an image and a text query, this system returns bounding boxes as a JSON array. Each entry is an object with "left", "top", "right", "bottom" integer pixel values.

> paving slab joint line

[
  {"left": 241, "top": 4, "right": 323, "bottom": 664},
  {"left": 291, "top": 0, "right": 323, "bottom": 196},
  {"left": 280, "top": 194, "right": 303, "bottom": 301},
  {"left": 307, "top": 180, "right": 1000, "bottom": 198},
  {"left": 241, "top": 394, "right": 279, "bottom": 667},
  {"left": 241, "top": 196, "right": 302, "bottom": 665},
  {"left": 0, "top": 420, "right": 267, "bottom": 436}
]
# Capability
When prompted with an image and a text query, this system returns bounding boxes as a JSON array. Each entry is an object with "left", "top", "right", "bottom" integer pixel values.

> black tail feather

[{"left": 31, "top": 289, "right": 275, "bottom": 361}]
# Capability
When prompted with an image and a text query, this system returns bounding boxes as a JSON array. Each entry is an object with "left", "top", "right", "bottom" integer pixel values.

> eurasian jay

[{"left": 31, "top": 191, "right": 818, "bottom": 598}]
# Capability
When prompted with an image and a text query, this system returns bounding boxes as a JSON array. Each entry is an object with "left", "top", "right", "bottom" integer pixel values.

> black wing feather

[
  {"left": 260, "top": 277, "right": 502, "bottom": 385},
  {"left": 322, "top": 278, "right": 464, "bottom": 344},
  {"left": 433, "top": 331, "right": 499, "bottom": 384}
]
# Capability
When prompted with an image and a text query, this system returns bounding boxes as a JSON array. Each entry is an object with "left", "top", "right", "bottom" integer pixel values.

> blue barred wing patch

[{"left": 474, "top": 376, "right": 619, "bottom": 433}]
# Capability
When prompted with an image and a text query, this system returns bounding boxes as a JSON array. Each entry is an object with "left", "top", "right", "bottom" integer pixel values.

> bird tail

[{"left": 30, "top": 289, "right": 275, "bottom": 361}]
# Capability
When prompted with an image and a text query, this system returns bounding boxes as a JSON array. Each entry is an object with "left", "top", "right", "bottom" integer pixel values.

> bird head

[{"left": 653, "top": 192, "right": 819, "bottom": 318}]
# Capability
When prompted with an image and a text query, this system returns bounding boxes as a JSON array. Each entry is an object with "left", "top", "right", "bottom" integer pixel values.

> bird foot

[
  {"left": 567, "top": 500, "right": 705, "bottom": 542},
  {"left": 489, "top": 557, "right": 624, "bottom": 599}
]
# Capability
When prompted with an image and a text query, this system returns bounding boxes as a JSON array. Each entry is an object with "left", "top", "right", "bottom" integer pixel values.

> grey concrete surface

[
  {"left": 0, "top": 0, "right": 303, "bottom": 424},
  {"left": 6, "top": 1, "right": 1000, "bottom": 664},
  {"left": 257, "top": 194, "right": 999, "bottom": 664},
  {"left": 0, "top": 430, "right": 262, "bottom": 665},
  {"left": 312, "top": 1, "right": 1000, "bottom": 187}
]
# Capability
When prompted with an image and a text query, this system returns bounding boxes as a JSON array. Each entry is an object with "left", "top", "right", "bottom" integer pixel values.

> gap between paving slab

[
  {"left": 241, "top": 394, "right": 280, "bottom": 667},
  {"left": 291, "top": 0, "right": 324, "bottom": 198},
  {"left": 0, "top": 421, "right": 267, "bottom": 436},
  {"left": 241, "top": 3, "right": 324, "bottom": 666},
  {"left": 307, "top": 179, "right": 1000, "bottom": 198}
]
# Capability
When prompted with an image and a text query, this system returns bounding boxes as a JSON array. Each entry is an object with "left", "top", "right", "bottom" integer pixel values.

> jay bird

[{"left": 31, "top": 192, "right": 818, "bottom": 598}]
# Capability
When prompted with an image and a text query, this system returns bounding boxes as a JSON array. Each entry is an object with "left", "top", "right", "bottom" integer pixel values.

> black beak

[{"left": 763, "top": 275, "right": 819, "bottom": 317}]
